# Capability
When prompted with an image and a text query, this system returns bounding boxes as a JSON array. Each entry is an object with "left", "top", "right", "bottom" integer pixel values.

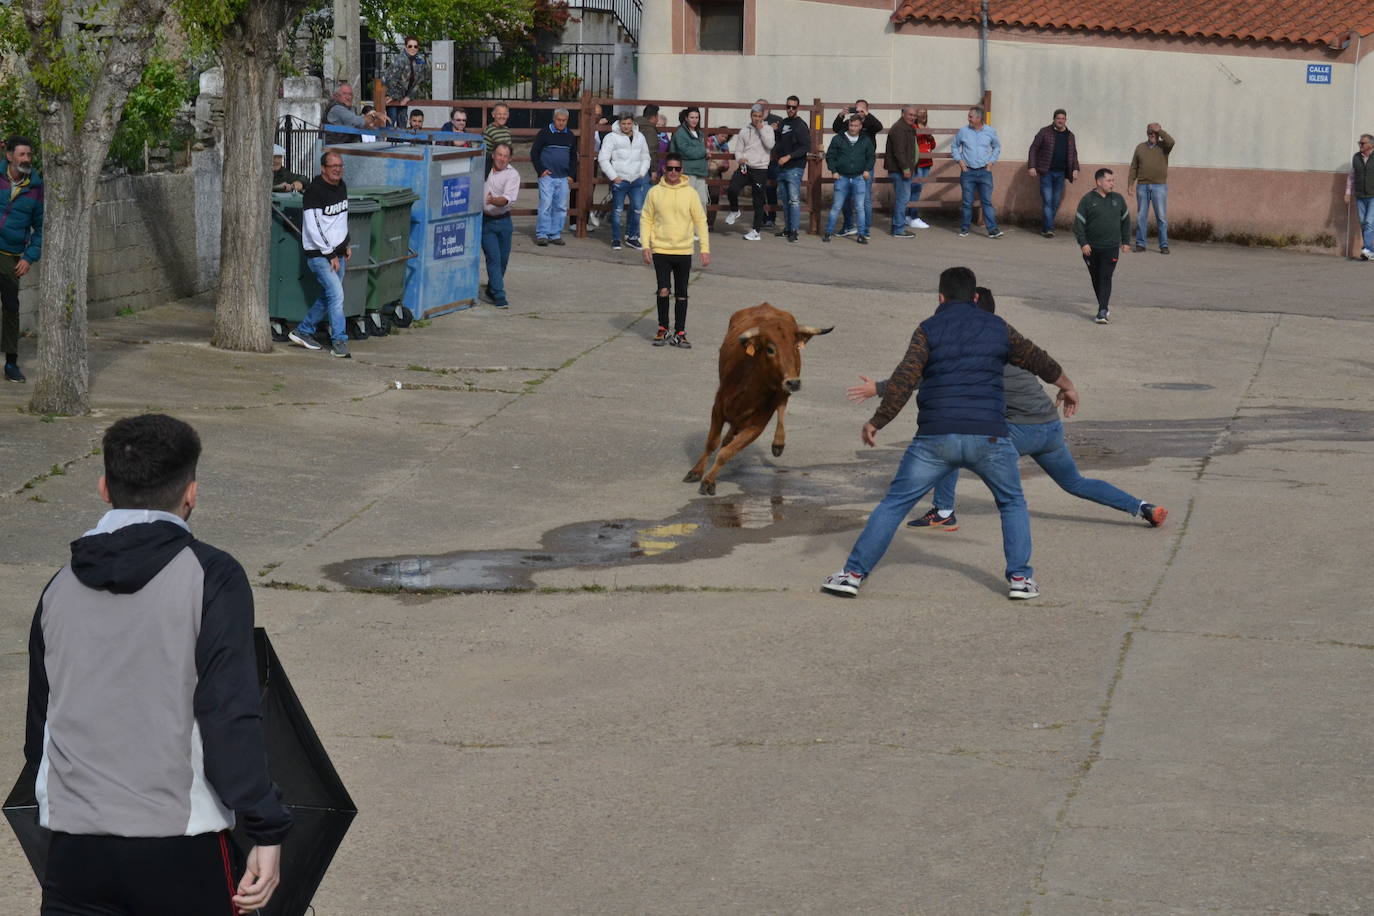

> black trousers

[
  {"left": 42, "top": 830, "right": 243, "bottom": 915},
  {"left": 726, "top": 166, "right": 769, "bottom": 230},
  {"left": 0, "top": 251, "right": 21, "bottom": 360},
  {"left": 1083, "top": 246, "right": 1119, "bottom": 309},
  {"left": 653, "top": 253, "right": 692, "bottom": 331}
]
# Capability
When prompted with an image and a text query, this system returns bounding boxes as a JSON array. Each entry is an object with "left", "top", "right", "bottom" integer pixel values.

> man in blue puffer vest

[
  {"left": 821, "top": 266, "right": 1079, "bottom": 601},
  {"left": 0, "top": 136, "right": 43, "bottom": 383}
]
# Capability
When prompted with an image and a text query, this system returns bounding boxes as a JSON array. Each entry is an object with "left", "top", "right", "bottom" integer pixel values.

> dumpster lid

[
  {"left": 348, "top": 185, "right": 420, "bottom": 206},
  {"left": 272, "top": 191, "right": 303, "bottom": 207},
  {"left": 346, "top": 195, "right": 381, "bottom": 213}
]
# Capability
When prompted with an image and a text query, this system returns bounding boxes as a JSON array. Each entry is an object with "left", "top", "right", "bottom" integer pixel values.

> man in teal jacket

[
  {"left": 822, "top": 114, "right": 875, "bottom": 243},
  {"left": 0, "top": 136, "right": 42, "bottom": 383}
]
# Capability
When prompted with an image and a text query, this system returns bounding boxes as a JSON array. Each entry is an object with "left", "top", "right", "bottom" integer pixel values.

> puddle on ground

[{"left": 327, "top": 405, "right": 1373, "bottom": 592}]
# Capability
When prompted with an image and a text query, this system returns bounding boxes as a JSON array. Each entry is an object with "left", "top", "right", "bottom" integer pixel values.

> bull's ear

[
  {"left": 745, "top": 342, "right": 756, "bottom": 356},
  {"left": 738, "top": 326, "right": 761, "bottom": 352}
]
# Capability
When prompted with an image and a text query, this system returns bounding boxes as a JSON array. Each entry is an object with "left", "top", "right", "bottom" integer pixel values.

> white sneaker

[
  {"left": 1008, "top": 576, "right": 1040, "bottom": 599},
  {"left": 743, "top": 229, "right": 761, "bottom": 241},
  {"left": 821, "top": 570, "right": 863, "bottom": 597},
  {"left": 588, "top": 211, "right": 600, "bottom": 229},
  {"left": 910, "top": 217, "right": 930, "bottom": 229},
  {"left": 1362, "top": 247, "right": 1373, "bottom": 260},
  {"left": 725, "top": 210, "right": 741, "bottom": 225}
]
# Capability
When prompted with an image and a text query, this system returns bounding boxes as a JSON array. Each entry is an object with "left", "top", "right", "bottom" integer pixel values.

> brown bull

[{"left": 684, "top": 303, "right": 833, "bottom": 495}]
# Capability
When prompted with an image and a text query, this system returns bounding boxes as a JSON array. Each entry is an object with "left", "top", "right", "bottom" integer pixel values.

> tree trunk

[
  {"left": 212, "top": 0, "right": 317, "bottom": 352},
  {"left": 23, "top": 0, "right": 170, "bottom": 416}
]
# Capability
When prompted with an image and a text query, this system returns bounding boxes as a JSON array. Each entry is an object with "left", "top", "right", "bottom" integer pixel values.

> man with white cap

[{"left": 271, "top": 145, "right": 305, "bottom": 193}]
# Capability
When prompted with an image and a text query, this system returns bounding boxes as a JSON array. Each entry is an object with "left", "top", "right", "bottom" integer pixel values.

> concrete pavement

[{"left": 1, "top": 219, "right": 1371, "bottom": 914}]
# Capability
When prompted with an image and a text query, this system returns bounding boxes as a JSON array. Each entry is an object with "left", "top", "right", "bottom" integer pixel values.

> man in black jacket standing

[
  {"left": 1074, "top": 167, "right": 1131, "bottom": 324},
  {"left": 772, "top": 95, "right": 810, "bottom": 242},
  {"left": 290, "top": 151, "right": 353, "bottom": 358},
  {"left": 26, "top": 413, "right": 289, "bottom": 914},
  {"left": 1027, "top": 109, "right": 1080, "bottom": 238}
]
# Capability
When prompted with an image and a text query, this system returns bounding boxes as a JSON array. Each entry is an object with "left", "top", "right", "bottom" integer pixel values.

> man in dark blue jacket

[
  {"left": 531, "top": 107, "right": 577, "bottom": 246},
  {"left": 27, "top": 414, "right": 290, "bottom": 913},
  {"left": 0, "top": 136, "right": 42, "bottom": 383},
  {"left": 821, "top": 267, "right": 1079, "bottom": 600}
]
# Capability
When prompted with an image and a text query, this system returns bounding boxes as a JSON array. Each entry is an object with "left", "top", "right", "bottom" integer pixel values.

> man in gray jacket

[
  {"left": 26, "top": 413, "right": 289, "bottom": 914},
  {"left": 846, "top": 287, "right": 1167, "bottom": 533}
]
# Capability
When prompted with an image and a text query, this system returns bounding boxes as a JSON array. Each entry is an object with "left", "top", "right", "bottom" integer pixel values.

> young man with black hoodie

[
  {"left": 772, "top": 95, "right": 810, "bottom": 242},
  {"left": 26, "top": 413, "right": 289, "bottom": 914}
]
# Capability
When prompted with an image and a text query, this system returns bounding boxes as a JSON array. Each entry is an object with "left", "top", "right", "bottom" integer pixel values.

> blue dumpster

[{"left": 330, "top": 139, "right": 484, "bottom": 321}]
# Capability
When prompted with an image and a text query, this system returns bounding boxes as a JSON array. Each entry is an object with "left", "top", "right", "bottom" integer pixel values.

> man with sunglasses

[
  {"left": 640, "top": 152, "right": 710, "bottom": 347},
  {"left": 773, "top": 96, "right": 810, "bottom": 242}
]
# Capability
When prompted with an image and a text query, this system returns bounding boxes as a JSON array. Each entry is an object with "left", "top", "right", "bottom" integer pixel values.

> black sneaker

[
  {"left": 787, "top": 232, "right": 798, "bottom": 243},
  {"left": 1094, "top": 309, "right": 1109, "bottom": 324},
  {"left": 1159, "top": 246, "right": 1170, "bottom": 254},
  {"left": 1139, "top": 503, "right": 1168, "bottom": 527},
  {"left": 549, "top": 237, "right": 566, "bottom": 246},
  {"left": 905, "top": 508, "right": 958, "bottom": 532},
  {"left": 612, "top": 239, "right": 622, "bottom": 250},
  {"left": 1132, "top": 244, "right": 1146, "bottom": 252},
  {"left": 625, "top": 237, "right": 643, "bottom": 250},
  {"left": 668, "top": 331, "right": 691, "bottom": 349},
  {"left": 4, "top": 362, "right": 25, "bottom": 382},
  {"left": 288, "top": 328, "right": 323, "bottom": 350},
  {"left": 856, "top": 235, "right": 869, "bottom": 245},
  {"left": 652, "top": 326, "right": 669, "bottom": 347},
  {"left": 535, "top": 237, "right": 549, "bottom": 247},
  {"left": 822, "top": 232, "right": 832, "bottom": 242},
  {"left": 774, "top": 228, "right": 789, "bottom": 238},
  {"left": 1041, "top": 230, "right": 1055, "bottom": 238},
  {"left": 330, "top": 340, "right": 352, "bottom": 359}
]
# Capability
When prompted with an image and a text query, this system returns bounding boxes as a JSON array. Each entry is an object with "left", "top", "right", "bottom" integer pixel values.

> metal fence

[
  {"left": 275, "top": 117, "right": 324, "bottom": 180},
  {"left": 452, "top": 43, "right": 614, "bottom": 101},
  {"left": 571, "top": 0, "right": 642, "bottom": 43}
]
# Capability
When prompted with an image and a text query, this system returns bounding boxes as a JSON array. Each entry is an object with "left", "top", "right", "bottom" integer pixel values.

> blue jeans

[
  {"left": 959, "top": 168, "right": 998, "bottom": 234},
  {"left": 889, "top": 171, "right": 912, "bottom": 233},
  {"left": 911, "top": 165, "right": 931, "bottom": 207},
  {"left": 536, "top": 175, "right": 569, "bottom": 240},
  {"left": 930, "top": 420, "right": 1140, "bottom": 516},
  {"left": 1039, "top": 170, "right": 1067, "bottom": 232},
  {"left": 841, "top": 173, "right": 874, "bottom": 233},
  {"left": 481, "top": 215, "right": 513, "bottom": 303},
  {"left": 1357, "top": 196, "right": 1374, "bottom": 250},
  {"left": 844, "top": 433, "right": 1031, "bottom": 581},
  {"left": 826, "top": 176, "right": 869, "bottom": 236},
  {"left": 609, "top": 176, "right": 649, "bottom": 242},
  {"left": 777, "top": 167, "right": 803, "bottom": 233},
  {"left": 300, "top": 255, "right": 347, "bottom": 343},
  {"left": 1135, "top": 183, "right": 1168, "bottom": 248}
]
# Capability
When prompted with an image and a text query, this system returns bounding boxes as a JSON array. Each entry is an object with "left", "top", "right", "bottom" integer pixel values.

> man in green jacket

[
  {"left": 1127, "top": 121, "right": 1174, "bottom": 253},
  {"left": 1074, "top": 168, "right": 1131, "bottom": 324},
  {"left": 822, "top": 115, "right": 874, "bottom": 244}
]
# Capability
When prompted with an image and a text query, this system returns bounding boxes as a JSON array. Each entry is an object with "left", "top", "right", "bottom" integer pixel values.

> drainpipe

[
  {"left": 979, "top": 0, "right": 989, "bottom": 106},
  {"left": 1347, "top": 30, "right": 1363, "bottom": 257}
]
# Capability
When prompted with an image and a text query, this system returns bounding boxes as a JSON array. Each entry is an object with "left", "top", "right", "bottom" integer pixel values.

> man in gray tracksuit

[{"left": 26, "top": 413, "right": 290, "bottom": 914}]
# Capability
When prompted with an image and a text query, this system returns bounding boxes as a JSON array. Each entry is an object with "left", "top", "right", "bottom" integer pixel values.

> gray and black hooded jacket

[{"left": 26, "top": 512, "right": 291, "bottom": 845}]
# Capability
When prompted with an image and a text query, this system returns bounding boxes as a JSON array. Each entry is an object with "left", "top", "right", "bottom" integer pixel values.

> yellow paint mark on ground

[{"left": 634, "top": 523, "right": 700, "bottom": 556}]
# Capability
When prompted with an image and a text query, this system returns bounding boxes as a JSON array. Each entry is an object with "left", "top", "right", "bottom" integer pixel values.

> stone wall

[{"left": 15, "top": 148, "right": 222, "bottom": 332}]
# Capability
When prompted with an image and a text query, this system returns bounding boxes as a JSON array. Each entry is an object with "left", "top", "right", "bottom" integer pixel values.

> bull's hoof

[
  {"left": 698, "top": 479, "right": 716, "bottom": 496},
  {"left": 771, "top": 443, "right": 785, "bottom": 457},
  {"left": 683, "top": 470, "right": 702, "bottom": 483}
]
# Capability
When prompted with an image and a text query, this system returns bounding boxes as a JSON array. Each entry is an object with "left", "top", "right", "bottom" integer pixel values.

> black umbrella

[{"left": 4, "top": 628, "right": 356, "bottom": 916}]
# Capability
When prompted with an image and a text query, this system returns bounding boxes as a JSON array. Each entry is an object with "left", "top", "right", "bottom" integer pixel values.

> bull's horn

[
  {"left": 797, "top": 325, "right": 834, "bottom": 337},
  {"left": 738, "top": 327, "right": 761, "bottom": 343}
]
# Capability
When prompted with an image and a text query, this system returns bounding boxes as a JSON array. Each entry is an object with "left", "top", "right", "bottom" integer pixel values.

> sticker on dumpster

[
  {"left": 441, "top": 177, "right": 470, "bottom": 216},
  {"left": 433, "top": 220, "right": 466, "bottom": 259}
]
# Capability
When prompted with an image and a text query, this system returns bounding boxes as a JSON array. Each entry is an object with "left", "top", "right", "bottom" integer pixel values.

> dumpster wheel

[
  {"left": 366, "top": 310, "right": 390, "bottom": 337},
  {"left": 270, "top": 319, "right": 289, "bottom": 343},
  {"left": 348, "top": 316, "right": 370, "bottom": 341},
  {"left": 390, "top": 304, "right": 414, "bottom": 328}
]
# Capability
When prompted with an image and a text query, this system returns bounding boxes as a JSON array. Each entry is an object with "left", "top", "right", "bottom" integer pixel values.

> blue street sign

[{"left": 1307, "top": 64, "right": 1332, "bottom": 85}]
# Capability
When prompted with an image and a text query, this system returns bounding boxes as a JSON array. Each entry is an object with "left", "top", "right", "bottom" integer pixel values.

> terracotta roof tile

[{"left": 889, "top": 1, "right": 1374, "bottom": 48}]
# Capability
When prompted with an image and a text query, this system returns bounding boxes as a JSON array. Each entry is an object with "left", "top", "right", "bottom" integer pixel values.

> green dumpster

[
  {"left": 347, "top": 185, "right": 419, "bottom": 327},
  {"left": 268, "top": 192, "right": 372, "bottom": 341}
]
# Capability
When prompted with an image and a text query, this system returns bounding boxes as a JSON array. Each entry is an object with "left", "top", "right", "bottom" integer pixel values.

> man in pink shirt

[{"left": 481, "top": 141, "right": 520, "bottom": 308}]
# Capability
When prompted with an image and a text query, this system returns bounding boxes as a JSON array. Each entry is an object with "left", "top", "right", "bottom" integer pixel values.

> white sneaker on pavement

[
  {"left": 1362, "top": 247, "right": 1373, "bottom": 260},
  {"left": 743, "top": 229, "right": 761, "bottom": 241},
  {"left": 910, "top": 217, "right": 930, "bottom": 229},
  {"left": 725, "top": 210, "right": 741, "bottom": 225}
]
